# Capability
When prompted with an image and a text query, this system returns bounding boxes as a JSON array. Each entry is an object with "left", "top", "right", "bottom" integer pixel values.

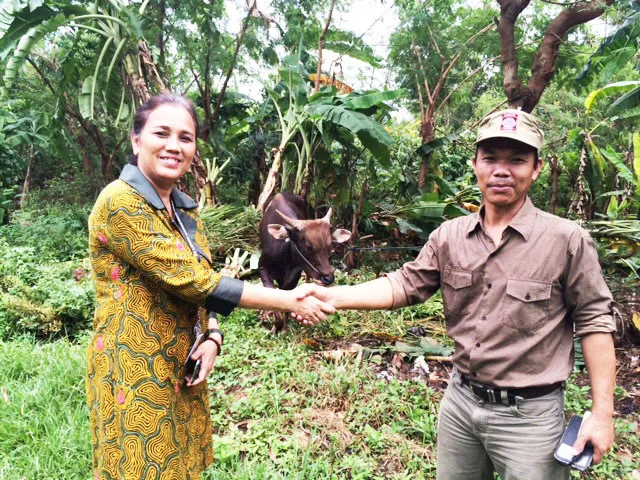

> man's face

[{"left": 472, "top": 138, "right": 542, "bottom": 211}]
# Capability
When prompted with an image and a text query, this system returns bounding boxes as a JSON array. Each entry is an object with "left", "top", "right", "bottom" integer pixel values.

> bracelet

[
  {"left": 203, "top": 337, "right": 222, "bottom": 356},
  {"left": 207, "top": 328, "right": 224, "bottom": 345}
]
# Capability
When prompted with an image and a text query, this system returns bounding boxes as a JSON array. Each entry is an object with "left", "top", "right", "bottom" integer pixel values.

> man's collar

[
  {"left": 466, "top": 197, "right": 536, "bottom": 241},
  {"left": 119, "top": 164, "right": 197, "bottom": 210},
  {"left": 506, "top": 196, "right": 536, "bottom": 241}
]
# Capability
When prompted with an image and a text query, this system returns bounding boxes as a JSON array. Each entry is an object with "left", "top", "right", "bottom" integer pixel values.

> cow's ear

[
  {"left": 332, "top": 228, "right": 352, "bottom": 244},
  {"left": 268, "top": 224, "right": 290, "bottom": 240}
]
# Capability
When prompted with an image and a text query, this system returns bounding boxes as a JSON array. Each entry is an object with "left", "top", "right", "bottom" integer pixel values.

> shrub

[
  {"left": 0, "top": 240, "right": 94, "bottom": 340},
  {"left": 200, "top": 204, "right": 261, "bottom": 257},
  {"left": 0, "top": 202, "right": 89, "bottom": 262}
]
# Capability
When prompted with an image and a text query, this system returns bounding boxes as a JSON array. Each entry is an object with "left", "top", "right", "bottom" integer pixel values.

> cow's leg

[
  {"left": 258, "top": 266, "right": 278, "bottom": 330},
  {"left": 272, "top": 269, "right": 303, "bottom": 333}
]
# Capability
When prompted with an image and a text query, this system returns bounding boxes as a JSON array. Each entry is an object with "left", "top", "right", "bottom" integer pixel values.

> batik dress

[{"left": 86, "top": 165, "right": 243, "bottom": 480}]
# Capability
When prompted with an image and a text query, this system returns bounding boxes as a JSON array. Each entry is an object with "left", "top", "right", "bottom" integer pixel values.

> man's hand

[
  {"left": 186, "top": 339, "right": 218, "bottom": 387},
  {"left": 572, "top": 412, "right": 614, "bottom": 464}
]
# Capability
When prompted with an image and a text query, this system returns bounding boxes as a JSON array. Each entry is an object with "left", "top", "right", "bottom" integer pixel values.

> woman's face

[{"left": 131, "top": 103, "right": 197, "bottom": 191}]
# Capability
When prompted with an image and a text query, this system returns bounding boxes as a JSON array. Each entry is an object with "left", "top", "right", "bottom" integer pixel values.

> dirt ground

[{"left": 319, "top": 337, "right": 639, "bottom": 419}]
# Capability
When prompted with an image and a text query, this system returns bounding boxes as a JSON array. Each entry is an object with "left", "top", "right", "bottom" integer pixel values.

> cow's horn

[
  {"left": 275, "top": 209, "right": 302, "bottom": 230},
  {"left": 321, "top": 208, "right": 332, "bottom": 224}
]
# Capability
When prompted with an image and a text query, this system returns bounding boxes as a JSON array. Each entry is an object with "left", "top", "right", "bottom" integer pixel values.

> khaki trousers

[{"left": 436, "top": 372, "right": 569, "bottom": 480}]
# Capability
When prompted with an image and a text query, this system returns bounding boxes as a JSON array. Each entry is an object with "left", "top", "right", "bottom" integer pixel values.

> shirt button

[
  {"left": 481, "top": 315, "right": 487, "bottom": 321},
  {"left": 525, "top": 293, "right": 531, "bottom": 300},
  {"left": 487, "top": 283, "right": 492, "bottom": 289},
  {"left": 476, "top": 343, "right": 481, "bottom": 348}
]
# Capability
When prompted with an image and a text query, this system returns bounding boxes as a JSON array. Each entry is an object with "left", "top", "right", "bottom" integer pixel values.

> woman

[{"left": 86, "top": 93, "right": 333, "bottom": 480}]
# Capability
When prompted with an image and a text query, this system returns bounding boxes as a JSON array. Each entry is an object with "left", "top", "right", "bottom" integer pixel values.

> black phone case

[
  {"left": 554, "top": 415, "right": 594, "bottom": 471},
  {"left": 184, "top": 333, "right": 204, "bottom": 378}
]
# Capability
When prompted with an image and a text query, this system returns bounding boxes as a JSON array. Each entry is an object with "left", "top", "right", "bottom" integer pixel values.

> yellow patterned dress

[{"left": 86, "top": 165, "right": 243, "bottom": 480}]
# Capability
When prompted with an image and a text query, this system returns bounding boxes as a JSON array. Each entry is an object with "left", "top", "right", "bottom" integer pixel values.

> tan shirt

[{"left": 386, "top": 197, "right": 615, "bottom": 389}]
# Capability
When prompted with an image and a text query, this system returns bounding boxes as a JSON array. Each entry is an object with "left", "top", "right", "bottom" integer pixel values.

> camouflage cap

[{"left": 475, "top": 108, "right": 544, "bottom": 151}]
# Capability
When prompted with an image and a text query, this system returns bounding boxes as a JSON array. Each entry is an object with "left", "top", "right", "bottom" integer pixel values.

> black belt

[{"left": 460, "top": 374, "right": 562, "bottom": 406}]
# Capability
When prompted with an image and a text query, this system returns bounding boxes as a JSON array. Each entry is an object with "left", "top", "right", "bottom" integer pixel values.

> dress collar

[{"left": 119, "top": 164, "right": 197, "bottom": 210}]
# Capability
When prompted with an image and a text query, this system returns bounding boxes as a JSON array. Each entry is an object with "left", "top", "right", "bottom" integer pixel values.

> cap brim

[{"left": 475, "top": 131, "right": 540, "bottom": 151}]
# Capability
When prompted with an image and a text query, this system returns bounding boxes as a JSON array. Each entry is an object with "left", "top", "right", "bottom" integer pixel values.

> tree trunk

[
  {"left": 549, "top": 155, "right": 559, "bottom": 215},
  {"left": 418, "top": 117, "right": 435, "bottom": 189},
  {"left": 315, "top": 0, "right": 336, "bottom": 93},
  {"left": 248, "top": 139, "right": 268, "bottom": 206},
  {"left": 257, "top": 145, "right": 286, "bottom": 211},
  {"left": 20, "top": 145, "right": 33, "bottom": 209},
  {"left": 344, "top": 179, "right": 368, "bottom": 270}
]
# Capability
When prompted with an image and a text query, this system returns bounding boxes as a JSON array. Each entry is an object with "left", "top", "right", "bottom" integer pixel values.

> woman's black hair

[{"left": 129, "top": 93, "right": 199, "bottom": 165}]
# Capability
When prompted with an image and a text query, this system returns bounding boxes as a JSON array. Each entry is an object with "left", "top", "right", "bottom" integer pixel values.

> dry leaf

[
  {"left": 268, "top": 448, "right": 279, "bottom": 464},
  {"left": 1, "top": 387, "right": 8, "bottom": 404},
  {"left": 293, "top": 429, "right": 311, "bottom": 449},
  {"left": 391, "top": 352, "right": 404, "bottom": 370},
  {"left": 232, "top": 420, "right": 255, "bottom": 433},
  {"left": 413, "top": 356, "right": 430, "bottom": 376},
  {"left": 371, "top": 331, "right": 401, "bottom": 342},
  {"left": 302, "top": 338, "right": 322, "bottom": 350}
]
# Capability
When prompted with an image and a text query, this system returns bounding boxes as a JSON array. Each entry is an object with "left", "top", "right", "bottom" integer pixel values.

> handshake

[
  {"left": 288, "top": 283, "right": 336, "bottom": 326},
  {"left": 284, "top": 277, "right": 393, "bottom": 326}
]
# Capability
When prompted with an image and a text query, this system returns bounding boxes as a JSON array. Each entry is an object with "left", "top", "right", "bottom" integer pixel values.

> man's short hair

[{"left": 474, "top": 138, "right": 540, "bottom": 168}]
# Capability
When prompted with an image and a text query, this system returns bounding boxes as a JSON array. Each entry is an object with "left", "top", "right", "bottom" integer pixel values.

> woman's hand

[{"left": 186, "top": 339, "right": 219, "bottom": 387}]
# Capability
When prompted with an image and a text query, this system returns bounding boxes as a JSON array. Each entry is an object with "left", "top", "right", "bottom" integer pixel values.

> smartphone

[
  {"left": 554, "top": 413, "right": 594, "bottom": 471},
  {"left": 184, "top": 333, "right": 204, "bottom": 382}
]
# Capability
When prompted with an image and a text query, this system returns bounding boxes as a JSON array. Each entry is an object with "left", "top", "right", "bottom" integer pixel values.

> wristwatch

[{"left": 205, "top": 328, "right": 224, "bottom": 355}]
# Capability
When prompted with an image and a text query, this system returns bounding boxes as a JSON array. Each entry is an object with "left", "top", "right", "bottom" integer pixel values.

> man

[{"left": 297, "top": 109, "right": 616, "bottom": 479}]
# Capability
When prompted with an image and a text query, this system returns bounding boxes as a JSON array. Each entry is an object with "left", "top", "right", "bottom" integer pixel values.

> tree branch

[
  {"left": 315, "top": 0, "right": 337, "bottom": 93},
  {"left": 525, "top": 0, "right": 614, "bottom": 111},
  {"left": 498, "top": 0, "right": 613, "bottom": 112},
  {"left": 497, "top": 0, "right": 531, "bottom": 109},
  {"left": 209, "top": 0, "right": 256, "bottom": 134},
  {"left": 412, "top": 41, "right": 433, "bottom": 105}
]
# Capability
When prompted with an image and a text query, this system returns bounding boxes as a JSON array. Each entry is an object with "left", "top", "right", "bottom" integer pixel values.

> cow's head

[{"left": 267, "top": 208, "right": 351, "bottom": 285}]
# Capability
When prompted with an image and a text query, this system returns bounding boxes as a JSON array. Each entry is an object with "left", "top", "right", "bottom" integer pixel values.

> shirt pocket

[
  {"left": 504, "top": 279, "right": 552, "bottom": 332},
  {"left": 442, "top": 268, "right": 473, "bottom": 315}
]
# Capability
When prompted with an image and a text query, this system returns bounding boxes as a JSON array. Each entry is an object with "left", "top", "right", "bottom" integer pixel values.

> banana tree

[
  {"left": 0, "top": 0, "right": 165, "bottom": 109},
  {"left": 255, "top": 52, "right": 402, "bottom": 211}
]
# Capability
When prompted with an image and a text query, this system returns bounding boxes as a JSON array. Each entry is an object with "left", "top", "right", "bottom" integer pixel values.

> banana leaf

[
  {"left": 584, "top": 81, "right": 640, "bottom": 114},
  {"left": 599, "top": 145, "right": 636, "bottom": 185},
  {"left": 325, "top": 28, "right": 382, "bottom": 68},
  {"left": 634, "top": 132, "right": 640, "bottom": 192},
  {"left": 78, "top": 76, "right": 93, "bottom": 120},
  {"left": 415, "top": 133, "right": 460, "bottom": 158},
  {"left": 0, "top": 4, "right": 85, "bottom": 61},
  {"left": 0, "top": 1, "right": 14, "bottom": 38},
  {"left": 578, "top": 11, "right": 640, "bottom": 84},
  {"left": 305, "top": 103, "right": 394, "bottom": 166},
  {"left": 341, "top": 89, "right": 406, "bottom": 111},
  {"left": 1, "top": 11, "right": 67, "bottom": 96},
  {"left": 607, "top": 85, "right": 640, "bottom": 117}
]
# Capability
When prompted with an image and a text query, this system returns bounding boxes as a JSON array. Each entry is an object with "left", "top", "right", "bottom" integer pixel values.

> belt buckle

[
  {"left": 469, "top": 381, "right": 491, "bottom": 403},
  {"left": 486, "top": 387, "right": 497, "bottom": 403}
]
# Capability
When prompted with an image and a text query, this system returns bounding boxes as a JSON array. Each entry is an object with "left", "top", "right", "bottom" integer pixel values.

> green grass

[
  {"left": 0, "top": 335, "right": 91, "bottom": 479},
  {"left": 0, "top": 302, "right": 638, "bottom": 479}
]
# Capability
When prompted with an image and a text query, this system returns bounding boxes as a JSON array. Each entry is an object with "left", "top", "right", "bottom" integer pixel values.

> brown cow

[{"left": 259, "top": 192, "right": 351, "bottom": 332}]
